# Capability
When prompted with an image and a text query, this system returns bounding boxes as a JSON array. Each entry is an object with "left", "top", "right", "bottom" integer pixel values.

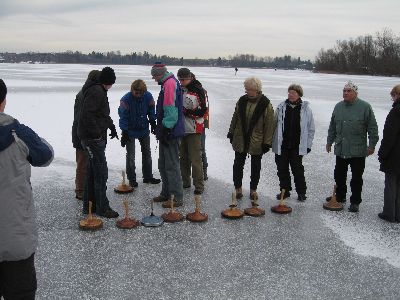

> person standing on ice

[
  {"left": 72, "top": 69, "right": 100, "bottom": 200},
  {"left": 77, "top": 67, "right": 120, "bottom": 218},
  {"left": 377, "top": 84, "right": 400, "bottom": 222},
  {"left": 326, "top": 81, "right": 379, "bottom": 213},
  {"left": 177, "top": 68, "right": 207, "bottom": 195},
  {"left": 118, "top": 79, "right": 160, "bottom": 188},
  {"left": 150, "top": 63, "right": 185, "bottom": 208},
  {"left": 0, "top": 79, "right": 54, "bottom": 299},
  {"left": 227, "top": 77, "right": 275, "bottom": 202},
  {"left": 272, "top": 84, "right": 315, "bottom": 202}
]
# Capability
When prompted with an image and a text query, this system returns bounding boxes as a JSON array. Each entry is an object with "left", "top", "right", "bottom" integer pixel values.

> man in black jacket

[
  {"left": 72, "top": 70, "right": 100, "bottom": 200},
  {"left": 78, "top": 67, "right": 119, "bottom": 218},
  {"left": 378, "top": 84, "right": 400, "bottom": 222}
]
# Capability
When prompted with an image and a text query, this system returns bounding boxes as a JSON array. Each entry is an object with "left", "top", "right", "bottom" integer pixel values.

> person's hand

[
  {"left": 326, "top": 144, "right": 331, "bottom": 153},
  {"left": 150, "top": 121, "right": 156, "bottom": 135},
  {"left": 227, "top": 132, "right": 233, "bottom": 144},
  {"left": 367, "top": 147, "right": 375, "bottom": 156},
  {"left": 109, "top": 125, "right": 119, "bottom": 140},
  {"left": 262, "top": 144, "right": 271, "bottom": 154},
  {"left": 121, "top": 130, "right": 129, "bottom": 147},
  {"left": 307, "top": 148, "right": 311, "bottom": 153}
]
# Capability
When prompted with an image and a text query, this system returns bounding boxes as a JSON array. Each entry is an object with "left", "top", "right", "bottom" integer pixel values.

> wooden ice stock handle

[
  {"left": 123, "top": 199, "right": 129, "bottom": 219},
  {"left": 122, "top": 170, "right": 126, "bottom": 185},
  {"left": 88, "top": 201, "right": 93, "bottom": 220},
  {"left": 280, "top": 189, "right": 286, "bottom": 206}
]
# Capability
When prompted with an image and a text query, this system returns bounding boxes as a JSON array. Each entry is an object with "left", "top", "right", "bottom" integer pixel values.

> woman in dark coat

[{"left": 377, "top": 84, "right": 400, "bottom": 222}]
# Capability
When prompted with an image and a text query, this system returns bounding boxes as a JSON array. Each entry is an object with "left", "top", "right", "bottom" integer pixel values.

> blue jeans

[
  {"left": 82, "top": 139, "right": 110, "bottom": 214},
  {"left": 158, "top": 138, "right": 183, "bottom": 202},
  {"left": 126, "top": 135, "right": 153, "bottom": 184}
]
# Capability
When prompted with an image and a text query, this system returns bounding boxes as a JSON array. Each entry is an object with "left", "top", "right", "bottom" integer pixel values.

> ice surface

[{"left": 1, "top": 63, "right": 399, "bottom": 299}]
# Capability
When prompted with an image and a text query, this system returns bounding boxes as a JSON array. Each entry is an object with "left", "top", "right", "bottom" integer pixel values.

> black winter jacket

[
  {"left": 378, "top": 100, "right": 400, "bottom": 174},
  {"left": 77, "top": 81, "right": 115, "bottom": 141}
]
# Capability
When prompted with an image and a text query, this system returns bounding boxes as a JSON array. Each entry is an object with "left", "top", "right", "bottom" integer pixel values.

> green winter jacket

[
  {"left": 228, "top": 94, "right": 275, "bottom": 155},
  {"left": 327, "top": 98, "right": 379, "bottom": 158}
]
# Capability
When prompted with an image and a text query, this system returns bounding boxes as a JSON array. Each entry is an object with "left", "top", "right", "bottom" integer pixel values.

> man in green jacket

[{"left": 326, "top": 81, "right": 379, "bottom": 212}]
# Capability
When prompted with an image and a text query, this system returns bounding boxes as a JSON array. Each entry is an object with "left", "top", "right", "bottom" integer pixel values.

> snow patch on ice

[{"left": 321, "top": 213, "right": 400, "bottom": 268}]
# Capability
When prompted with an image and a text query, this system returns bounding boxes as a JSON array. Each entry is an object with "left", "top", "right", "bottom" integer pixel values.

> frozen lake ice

[{"left": 1, "top": 63, "right": 399, "bottom": 299}]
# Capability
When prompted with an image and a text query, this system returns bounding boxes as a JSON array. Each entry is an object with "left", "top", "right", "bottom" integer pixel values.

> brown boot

[
  {"left": 250, "top": 190, "right": 258, "bottom": 201},
  {"left": 153, "top": 195, "right": 168, "bottom": 202},
  {"left": 236, "top": 187, "right": 243, "bottom": 199},
  {"left": 162, "top": 199, "right": 183, "bottom": 208}
]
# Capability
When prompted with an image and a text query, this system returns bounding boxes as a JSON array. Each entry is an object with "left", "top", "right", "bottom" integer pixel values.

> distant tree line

[
  {"left": 315, "top": 28, "right": 400, "bottom": 76},
  {"left": 0, "top": 50, "right": 313, "bottom": 70}
]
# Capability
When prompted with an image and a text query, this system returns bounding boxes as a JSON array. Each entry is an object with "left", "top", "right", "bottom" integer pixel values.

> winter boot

[
  {"left": 276, "top": 190, "right": 290, "bottom": 200},
  {"left": 236, "top": 187, "right": 243, "bottom": 199}
]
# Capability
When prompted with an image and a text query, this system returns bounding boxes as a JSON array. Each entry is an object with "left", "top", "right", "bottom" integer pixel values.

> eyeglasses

[{"left": 343, "top": 89, "right": 353, "bottom": 93}]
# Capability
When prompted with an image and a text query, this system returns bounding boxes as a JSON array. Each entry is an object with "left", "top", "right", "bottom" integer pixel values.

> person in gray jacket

[
  {"left": 0, "top": 79, "right": 54, "bottom": 300},
  {"left": 272, "top": 84, "right": 315, "bottom": 201}
]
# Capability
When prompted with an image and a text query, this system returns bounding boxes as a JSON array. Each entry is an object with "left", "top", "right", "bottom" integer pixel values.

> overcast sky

[{"left": 0, "top": 0, "right": 399, "bottom": 61}]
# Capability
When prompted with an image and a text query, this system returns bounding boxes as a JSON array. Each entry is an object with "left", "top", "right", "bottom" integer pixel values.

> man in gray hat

[{"left": 151, "top": 63, "right": 185, "bottom": 208}]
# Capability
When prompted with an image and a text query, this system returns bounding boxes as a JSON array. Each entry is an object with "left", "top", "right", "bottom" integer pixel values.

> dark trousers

[
  {"left": 201, "top": 129, "right": 208, "bottom": 171},
  {"left": 0, "top": 253, "right": 36, "bottom": 300},
  {"left": 158, "top": 138, "right": 183, "bottom": 202},
  {"left": 233, "top": 152, "right": 262, "bottom": 190},
  {"left": 334, "top": 156, "right": 366, "bottom": 204},
  {"left": 275, "top": 148, "right": 306, "bottom": 194},
  {"left": 383, "top": 172, "right": 400, "bottom": 222},
  {"left": 126, "top": 135, "right": 153, "bottom": 184},
  {"left": 82, "top": 139, "right": 110, "bottom": 214},
  {"left": 75, "top": 148, "right": 87, "bottom": 198}
]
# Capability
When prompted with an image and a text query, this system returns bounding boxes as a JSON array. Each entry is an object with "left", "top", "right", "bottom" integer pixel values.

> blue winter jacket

[
  {"left": 118, "top": 91, "right": 156, "bottom": 139},
  {"left": 0, "top": 112, "right": 54, "bottom": 262}
]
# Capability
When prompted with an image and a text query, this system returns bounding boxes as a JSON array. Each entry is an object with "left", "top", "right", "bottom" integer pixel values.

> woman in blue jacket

[{"left": 118, "top": 79, "right": 160, "bottom": 187}]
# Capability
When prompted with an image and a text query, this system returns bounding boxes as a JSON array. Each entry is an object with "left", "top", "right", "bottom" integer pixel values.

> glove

[
  {"left": 160, "top": 126, "right": 172, "bottom": 146},
  {"left": 262, "top": 144, "right": 271, "bottom": 154},
  {"left": 150, "top": 121, "right": 156, "bottom": 135},
  {"left": 227, "top": 132, "right": 233, "bottom": 144},
  {"left": 109, "top": 125, "right": 119, "bottom": 140},
  {"left": 307, "top": 148, "right": 311, "bottom": 153},
  {"left": 121, "top": 130, "right": 129, "bottom": 147}
]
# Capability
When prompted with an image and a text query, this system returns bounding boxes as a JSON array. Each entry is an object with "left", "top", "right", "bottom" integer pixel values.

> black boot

[{"left": 348, "top": 203, "right": 359, "bottom": 213}]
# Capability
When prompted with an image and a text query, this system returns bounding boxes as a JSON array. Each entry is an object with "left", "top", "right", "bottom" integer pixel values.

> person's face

[
  {"left": 103, "top": 84, "right": 113, "bottom": 90},
  {"left": 288, "top": 90, "right": 300, "bottom": 102},
  {"left": 178, "top": 77, "right": 191, "bottom": 87},
  {"left": 0, "top": 98, "right": 6, "bottom": 112},
  {"left": 132, "top": 89, "right": 143, "bottom": 97},
  {"left": 343, "top": 88, "right": 357, "bottom": 102},
  {"left": 245, "top": 88, "right": 258, "bottom": 98},
  {"left": 390, "top": 90, "right": 399, "bottom": 101},
  {"left": 152, "top": 74, "right": 163, "bottom": 83}
]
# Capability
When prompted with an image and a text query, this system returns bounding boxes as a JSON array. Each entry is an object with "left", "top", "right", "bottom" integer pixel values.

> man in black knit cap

[{"left": 78, "top": 66, "right": 119, "bottom": 218}]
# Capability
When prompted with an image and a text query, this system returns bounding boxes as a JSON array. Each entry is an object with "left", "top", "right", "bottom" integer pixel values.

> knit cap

[
  {"left": 151, "top": 62, "right": 167, "bottom": 77},
  {"left": 177, "top": 68, "right": 191, "bottom": 79},
  {"left": 99, "top": 67, "right": 116, "bottom": 85}
]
